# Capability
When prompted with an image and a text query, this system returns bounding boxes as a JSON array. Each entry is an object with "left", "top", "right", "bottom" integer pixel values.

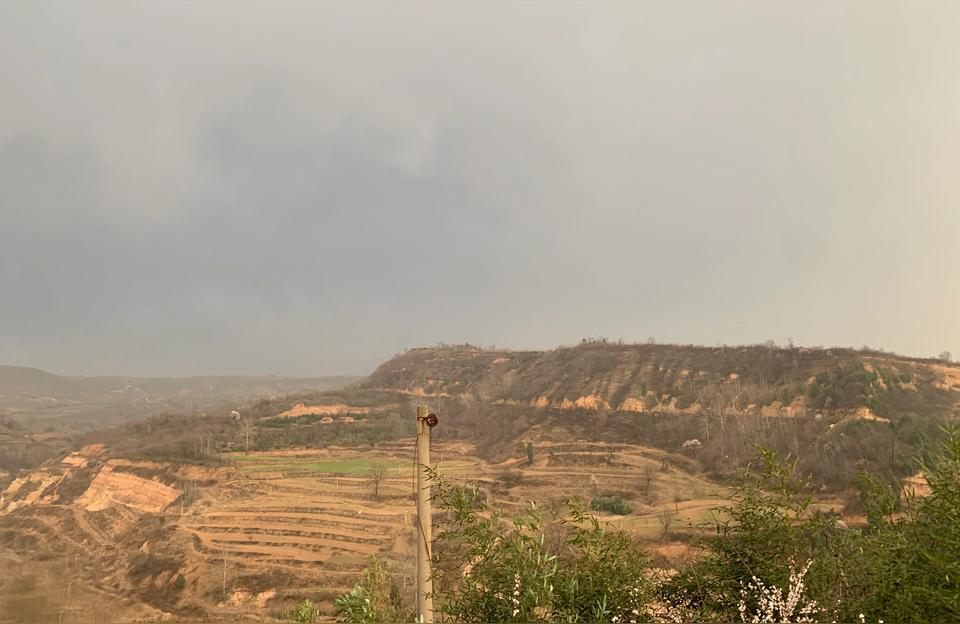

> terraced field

[
  {"left": 176, "top": 444, "right": 487, "bottom": 618},
  {"left": 184, "top": 439, "right": 740, "bottom": 616},
  {"left": 489, "top": 440, "right": 734, "bottom": 540},
  {"left": 1, "top": 439, "right": 737, "bottom": 621}
]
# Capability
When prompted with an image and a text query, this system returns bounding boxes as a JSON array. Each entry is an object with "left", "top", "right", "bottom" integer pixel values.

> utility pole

[{"left": 416, "top": 405, "right": 436, "bottom": 623}]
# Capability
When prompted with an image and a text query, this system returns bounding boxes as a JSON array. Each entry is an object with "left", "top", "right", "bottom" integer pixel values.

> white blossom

[{"left": 737, "top": 559, "right": 820, "bottom": 623}]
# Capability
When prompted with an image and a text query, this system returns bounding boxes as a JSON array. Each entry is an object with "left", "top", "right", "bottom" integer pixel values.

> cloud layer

[{"left": 2, "top": 2, "right": 958, "bottom": 376}]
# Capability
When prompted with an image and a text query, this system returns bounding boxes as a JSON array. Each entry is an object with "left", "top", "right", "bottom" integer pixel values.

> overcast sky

[{"left": 1, "top": 2, "right": 958, "bottom": 377}]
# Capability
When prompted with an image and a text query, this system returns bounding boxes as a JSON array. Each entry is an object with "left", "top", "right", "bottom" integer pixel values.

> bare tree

[
  {"left": 238, "top": 416, "right": 255, "bottom": 454},
  {"left": 698, "top": 376, "right": 744, "bottom": 468},
  {"left": 366, "top": 463, "right": 389, "bottom": 499},
  {"left": 642, "top": 462, "right": 655, "bottom": 498},
  {"left": 470, "top": 368, "right": 517, "bottom": 404},
  {"left": 197, "top": 433, "right": 219, "bottom": 459},
  {"left": 657, "top": 509, "right": 677, "bottom": 540}
]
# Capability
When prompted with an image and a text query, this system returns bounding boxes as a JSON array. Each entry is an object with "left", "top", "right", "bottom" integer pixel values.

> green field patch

[
  {"left": 235, "top": 457, "right": 406, "bottom": 474},
  {"left": 230, "top": 454, "right": 292, "bottom": 462}
]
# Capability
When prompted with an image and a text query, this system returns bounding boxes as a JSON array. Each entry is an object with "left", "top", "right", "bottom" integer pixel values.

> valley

[
  {"left": 1, "top": 342, "right": 957, "bottom": 622},
  {"left": 0, "top": 437, "right": 730, "bottom": 622},
  {"left": 0, "top": 367, "right": 358, "bottom": 490}
]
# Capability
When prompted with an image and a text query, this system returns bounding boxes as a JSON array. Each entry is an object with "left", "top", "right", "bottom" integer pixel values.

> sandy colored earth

[
  {"left": 851, "top": 406, "right": 891, "bottom": 424},
  {"left": 903, "top": 471, "right": 932, "bottom": 497},
  {"left": 280, "top": 403, "right": 369, "bottom": 417},
  {"left": 77, "top": 464, "right": 182, "bottom": 513},
  {"left": 931, "top": 363, "right": 960, "bottom": 392},
  {"left": 0, "top": 436, "right": 849, "bottom": 622}
]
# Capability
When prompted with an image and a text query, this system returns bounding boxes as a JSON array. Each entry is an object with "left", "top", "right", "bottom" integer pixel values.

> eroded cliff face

[
  {"left": 75, "top": 461, "right": 182, "bottom": 513},
  {"left": 0, "top": 445, "right": 231, "bottom": 620},
  {"left": 0, "top": 446, "right": 185, "bottom": 515},
  {"left": 0, "top": 472, "right": 64, "bottom": 512}
]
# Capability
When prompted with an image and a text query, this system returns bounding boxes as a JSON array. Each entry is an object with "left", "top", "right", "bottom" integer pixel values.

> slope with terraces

[{"left": 2, "top": 341, "right": 957, "bottom": 621}]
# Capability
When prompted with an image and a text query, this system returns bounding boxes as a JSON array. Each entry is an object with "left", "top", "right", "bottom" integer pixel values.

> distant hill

[
  {"left": 349, "top": 342, "right": 960, "bottom": 488},
  {"left": 0, "top": 365, "right": 359, "bottom": 424},
  {"left": 0, "top": 365, "right": 359, "bottom": 477},
  {"left": 33, "top": 342, "right": 959, "bottom": 492},
  {"left": 4, "top": 346, "right": 957, "bottom": 621},
  {"left": 362, "top": 342, "right": 960, "bottom": 422}
]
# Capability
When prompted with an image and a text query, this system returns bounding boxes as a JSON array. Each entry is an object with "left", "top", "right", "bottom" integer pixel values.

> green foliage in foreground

[
  {"left": 670, "top": 427, "right": 960, "bottom": 623},
  {"left": 333, "top": 587, "right": 374, "bottom": 624},
  {"left": 667, "top": 426, "right": 960, "bottom": 623},
  {"left": 335, "top": 426, "right": 960, "bottom": 623},
  {"left": 430, "top": 483, "right": 651, "bottom": 623},
  {"left": 334, "top": 558, "right": 413, "bottom": 624}
]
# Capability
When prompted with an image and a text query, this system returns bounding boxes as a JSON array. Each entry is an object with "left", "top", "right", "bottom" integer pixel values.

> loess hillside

[
  {"left": 349, "top": 342, "right": 960, "bottom": 490},
  {"left": 3, "top": 342, "right": 958, "bottom": 621},
  {"left": 68, "top": 342, "right": 960, "bottom": 493},
  {"left": 363, "top": 342, "right": 960, "bottom": 421}
]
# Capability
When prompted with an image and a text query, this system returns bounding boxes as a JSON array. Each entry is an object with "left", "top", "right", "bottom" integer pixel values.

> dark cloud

[{"left": 1, "top": 2, "right": 957, "bottom": 375}]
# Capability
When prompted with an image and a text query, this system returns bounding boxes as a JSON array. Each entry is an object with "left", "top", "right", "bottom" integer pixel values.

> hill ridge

[{"left": 361, "top": 342, "right": 960, "bottom": 421}]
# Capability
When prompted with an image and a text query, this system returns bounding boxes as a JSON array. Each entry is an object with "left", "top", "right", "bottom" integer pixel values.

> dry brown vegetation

[
  {"left": 0, "top": 436, "right": 735, "bottom": 622},
  {"left": 2, "top": 342, "right": 957, "bottom": 621}
]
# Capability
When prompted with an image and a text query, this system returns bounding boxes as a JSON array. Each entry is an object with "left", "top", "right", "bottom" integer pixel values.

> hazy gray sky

[{"left": 1, "top": 2, "right": 958, "bottom": 377}]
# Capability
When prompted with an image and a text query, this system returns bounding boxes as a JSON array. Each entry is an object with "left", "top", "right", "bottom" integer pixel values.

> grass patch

[{"left": 235, "top": 457, "right": 406, "bottom": 474}]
